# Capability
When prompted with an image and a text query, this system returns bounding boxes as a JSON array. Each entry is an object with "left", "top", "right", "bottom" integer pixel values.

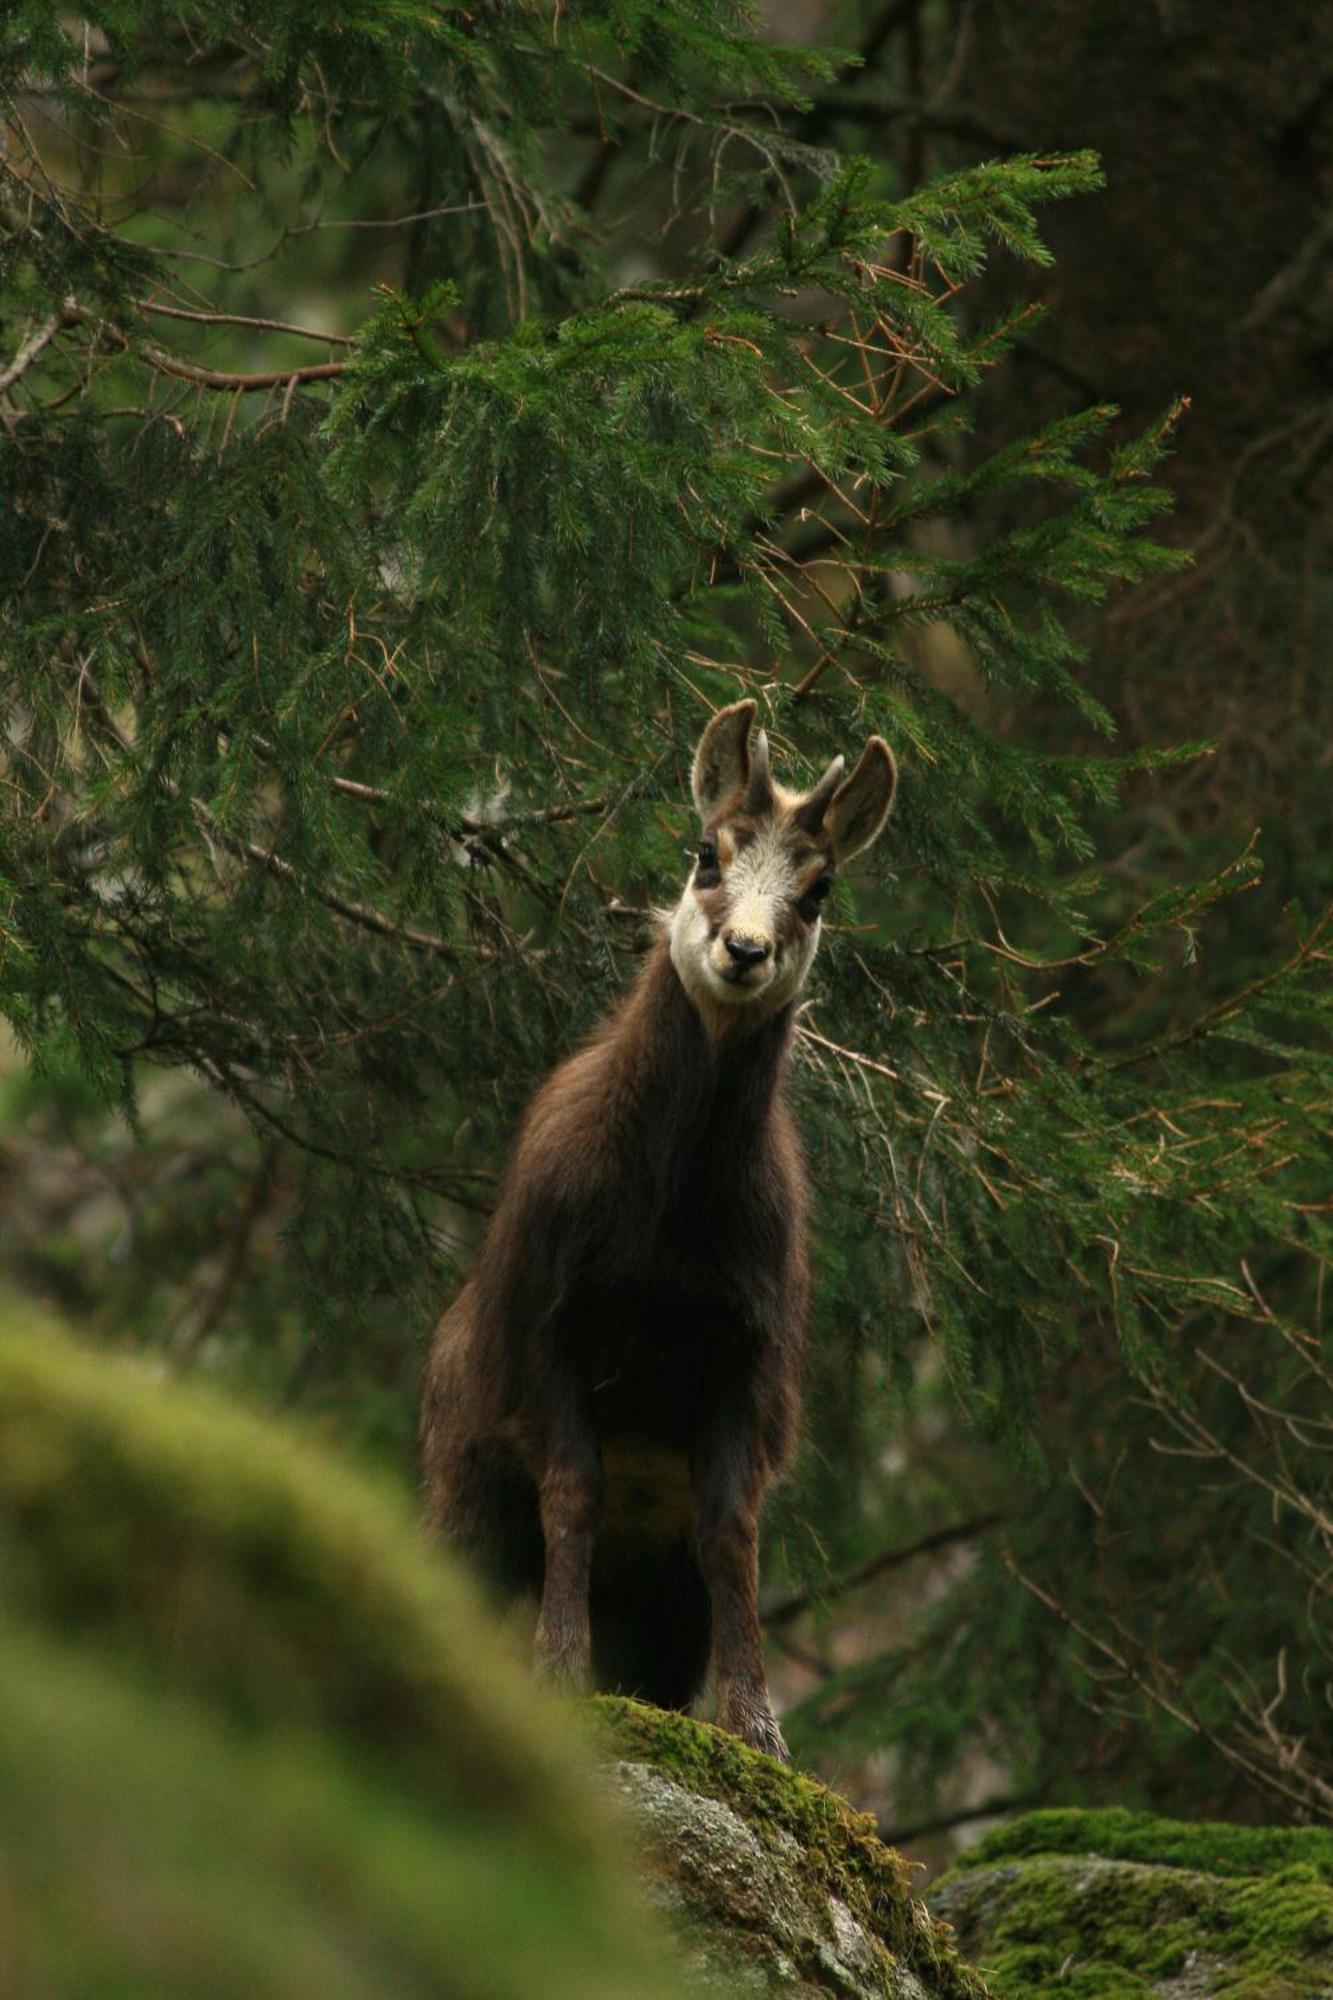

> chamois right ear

[
  {"left": 692, "top": 699, "right": 758, "bottom": 822},
  {"left": 825, "top": 737, "right": 897, "bottom": 862}
]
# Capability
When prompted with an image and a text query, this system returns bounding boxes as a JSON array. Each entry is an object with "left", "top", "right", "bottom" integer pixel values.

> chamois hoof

[
  {"left": 719, "top": 1694, "right": 790, "bottom": 1764},
  {"left": 748, "top": 1712, "right": 791, "bottom": 1765}
]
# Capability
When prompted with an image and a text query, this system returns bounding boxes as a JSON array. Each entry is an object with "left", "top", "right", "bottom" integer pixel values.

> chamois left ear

[
  {"left": 692, "top": 699, "right": 759, "bottom": 821},
  {"left": 825, "top": 737, "right": 897, "bottom": 862}
]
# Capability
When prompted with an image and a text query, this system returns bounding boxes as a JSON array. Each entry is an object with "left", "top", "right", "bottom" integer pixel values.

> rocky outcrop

[
  {"left": 593, "top": 1697, "right": 988, "bottom": 1998},
  {"left": 930, "top": 1808, "right": 1333, "bottom": 1999},
  {"left": 25, "top": 1298, "right": 1328, "bottom": 2000}
]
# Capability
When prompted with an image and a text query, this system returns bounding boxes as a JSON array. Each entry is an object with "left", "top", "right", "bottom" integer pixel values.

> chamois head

[{"left": 670, "top": 699, "right": 896, "bottom": 1033}]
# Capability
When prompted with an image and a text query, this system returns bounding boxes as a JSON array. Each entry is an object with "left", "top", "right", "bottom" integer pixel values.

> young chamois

[{"left": 420, "top": 701, "right": 896, "bottom": 1759}]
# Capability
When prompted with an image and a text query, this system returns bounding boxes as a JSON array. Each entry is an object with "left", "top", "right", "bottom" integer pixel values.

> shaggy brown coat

[
  {"left": 421, "top": 701, "right": 894, "bottom": 1759},
  {"left": 420, "top": 931, "right": 806, "bottom": 1756}
]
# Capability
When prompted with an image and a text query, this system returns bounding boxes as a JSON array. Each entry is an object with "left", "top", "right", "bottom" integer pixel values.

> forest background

[{"left": 2, "top": 0, "right": 1331, "bottom": 1871}]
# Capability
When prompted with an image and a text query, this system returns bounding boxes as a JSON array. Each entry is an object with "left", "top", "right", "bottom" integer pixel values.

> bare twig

[
  {"left": 137, "top": 299, "right": 357, "bottom": 346},
  {"left": 0, "top": 299, "right": 75, "bottom": 395},
  {"left": 288, "top": 200, "right": 485, "bottom": 233},
  {"left": 1001, "top": 1543, "right": 1326, "bottom": 1817},
  {"left": 763, "top": 1512, "right": 1003, "bottom": 1626},
  {"left": 141, "top": 343, "right": 347, "bottom": 391},
  {"left": 170, "top": 1147, "right": 276, "bottom": 1362},
  {"left": 797, "top": 1022, "right": 906, "bottom": 1088},
  {"left": 880, "top": 1792, "right": 1034, "bottom": 1848},
  {"left": 191, "top": 800, "right": 451, "bottom": 955},
  {"left": 321, "top": 765, "right": 609, "bottom": 838}
]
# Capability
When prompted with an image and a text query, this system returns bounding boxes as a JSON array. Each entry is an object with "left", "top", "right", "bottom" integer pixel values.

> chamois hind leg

[
  {"left": 693, "top": 1422, "right": 788, "bottom": 1763},
  {"left": 534, "top": 1376, "right": 604, "bottom": 1692}
]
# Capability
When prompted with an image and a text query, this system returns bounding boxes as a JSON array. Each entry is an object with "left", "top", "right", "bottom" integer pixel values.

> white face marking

[{"left": 669, "top": 819, "right": 823, "bottom": 1034}]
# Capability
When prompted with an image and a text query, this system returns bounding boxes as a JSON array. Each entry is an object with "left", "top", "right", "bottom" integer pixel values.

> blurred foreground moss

[
  {"left": 0, "top": 1621, "right": 666, "bottom": 2000},
  {"left": 0, "top": 1297, "right": 685, "bottom": 2000}
]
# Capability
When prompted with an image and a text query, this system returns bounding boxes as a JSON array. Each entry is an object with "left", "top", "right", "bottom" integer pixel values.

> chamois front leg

[
  {"left": 533, "top": 1377, "right": 603, "bottom": 1693},
  {"left": 693, "top": 1419, "right": 788, "bottom": 1764}
]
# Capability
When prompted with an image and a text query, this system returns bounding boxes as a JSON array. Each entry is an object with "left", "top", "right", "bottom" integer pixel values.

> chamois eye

[
  {"left": 695, "top": 840, "right": 720, "bottom": 883},
  {"left": 798, "top": 877, "right": 833, "bottom": 922}
]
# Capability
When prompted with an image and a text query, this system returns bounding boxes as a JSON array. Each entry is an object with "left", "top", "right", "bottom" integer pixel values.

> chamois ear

[
  {"left": 692, "top": 699, "right": 758, "bottom": 821},
  {"left": 824, "top": 737, "right": 897, "bottom": 862}
]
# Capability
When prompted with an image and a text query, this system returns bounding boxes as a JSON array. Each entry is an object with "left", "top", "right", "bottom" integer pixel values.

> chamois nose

[{"left": 724, "top": 933, "right": 771, "bottom": 968}]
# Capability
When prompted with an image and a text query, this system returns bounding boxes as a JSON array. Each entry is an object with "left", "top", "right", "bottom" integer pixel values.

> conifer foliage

[{"left": 2, "top": 5, "right": 1328, "bottom": 1823}]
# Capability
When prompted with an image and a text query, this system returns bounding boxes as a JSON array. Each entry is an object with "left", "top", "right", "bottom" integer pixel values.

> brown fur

[
  {"left": 420, "top": 704, "right": 894, "bottom": 1758},
  {"left": 420, "top": 935, "right": 805, "bottom": 1755}
]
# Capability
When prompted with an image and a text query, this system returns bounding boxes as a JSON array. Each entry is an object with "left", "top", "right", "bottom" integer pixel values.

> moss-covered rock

[
  {"left": 593, "top": 1696, "right": 989, "bottom": 1997},
  {"left": 0, "top": 1300, "right": 992, "bottom": 1998},
  {"left": 0, "top": 1303, "right": 687, "bottom": 2000},
  {"left": 930, "top": 1808, "right": 1333, "bottom": 1998}
]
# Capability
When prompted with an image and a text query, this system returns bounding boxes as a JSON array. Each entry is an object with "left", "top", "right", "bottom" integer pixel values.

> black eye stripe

[
  {"left": 694, "top": 838, "right": 721, "bottom": 888},
  {"left": 797, "top": 877, "right": 833, "bottom": 921}
]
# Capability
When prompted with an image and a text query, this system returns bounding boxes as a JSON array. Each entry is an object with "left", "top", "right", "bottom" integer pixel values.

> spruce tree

[{"left": 2, "top": 4, "right": 1328, "bottom": 1829}]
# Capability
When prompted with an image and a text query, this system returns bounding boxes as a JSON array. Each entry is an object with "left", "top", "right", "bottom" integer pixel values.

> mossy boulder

[
  {"left": 930, "top": 1808, "right": 1333, "bottom": 1999},
  {"left": 592, "top": 1696, "right": 990, "bottom": 1998},
  {"left": 0, "top": 1300, "right": 992, "bottom": 1998},
  {"left": 0, "top": 1302, "right": 686, "bottom": 2000}
]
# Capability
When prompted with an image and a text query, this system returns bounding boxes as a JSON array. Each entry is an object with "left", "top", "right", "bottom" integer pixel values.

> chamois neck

[{"left": 633, "top": 936, "right": 795, "bottom": 1102}]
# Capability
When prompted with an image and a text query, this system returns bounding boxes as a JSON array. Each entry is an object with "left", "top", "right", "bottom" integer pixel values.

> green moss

[
  {"left": 934, "top": 1809, "right": 1333, "bottom": 1999},
  {"left": 0, "top": 1303, "right": 584, "bottom": 1843},
  {"left": 962, "top": 1805, "right": 1333, "bottom": 1883},
  {"left": 0, "top": 1619, "right": 678, "bottom": 2000},
  {"left": 0, "top": 1303, "right": 689, "bottom": 1999},
  {"left": 592, "top": 1694, "right": 989, "bottom": 1999}
]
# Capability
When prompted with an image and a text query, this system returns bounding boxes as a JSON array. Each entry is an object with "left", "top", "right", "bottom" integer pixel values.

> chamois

[{"left": 421, "top": 701, "right": 896, "bottom": 1758}]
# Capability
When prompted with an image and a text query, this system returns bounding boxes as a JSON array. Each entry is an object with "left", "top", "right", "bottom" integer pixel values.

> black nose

[{"left": 725, "top": 934, "right": 771, "bottom": 968}]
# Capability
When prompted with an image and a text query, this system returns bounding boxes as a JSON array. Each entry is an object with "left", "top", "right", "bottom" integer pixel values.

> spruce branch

[
  {"left": 1001, "top": 1542, "right": 1333, "bottom": 1821},
  {"left": 716, "top": 0, "right": 927, "bottom": 261},
  {"left": 184, "top": 795, "right": 451, "bottom": 957},
  {"left": 1101, "top": 901, "right": 1331, "bottom": 1073}
]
